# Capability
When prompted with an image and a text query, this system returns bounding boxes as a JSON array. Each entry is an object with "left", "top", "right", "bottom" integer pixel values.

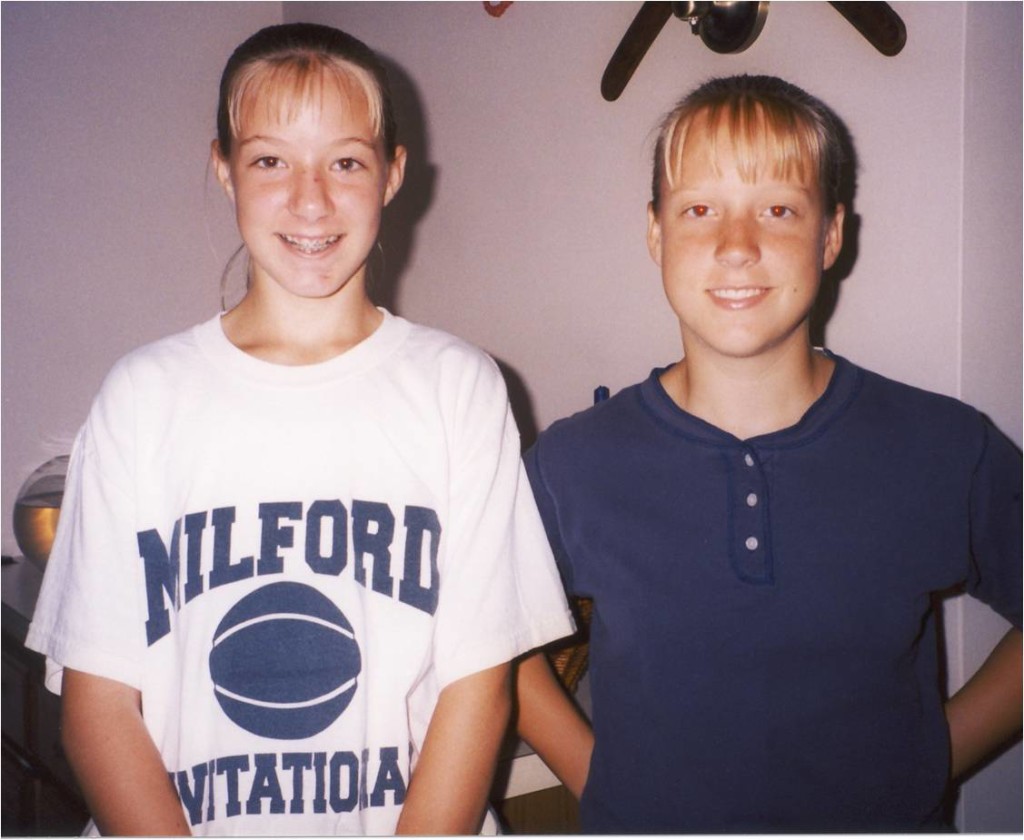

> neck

[
  {"left": 222, "top": 280, "right": 382, "bottom": 366},
  {"left": 660, "top": 341, "right": 834, "bottom": 440}
]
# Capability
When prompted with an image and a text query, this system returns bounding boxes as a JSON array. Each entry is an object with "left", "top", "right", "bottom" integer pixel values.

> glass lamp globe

[{"left": 13, "top": 455, "right": 68, "bottom": 568}]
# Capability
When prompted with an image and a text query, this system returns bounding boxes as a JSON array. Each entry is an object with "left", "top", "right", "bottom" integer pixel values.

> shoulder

[
  {"left": 850, "top": 360, "right": 985, "bottom": 431},
  {"left": 530, "top": 379, "right": 647, "bottom": 474},
  {"left": 394, "top": 316, "right": 507, "bottom": 397},
  {"left": 71, "top": 318, "right": 215, "bottom": 470},
  {"left": 839, "top": 357, "right": 1001, "bottom": 465},
  {"left": 399, "top": 318, "right": 498, "bottom": 371},
  {"left": 103, "top": 317, "right": 213, "bottom": 386},
  {"left": 546, "top": 378, "right": 646, "bottom": 437},
  {"left": 85, "top": 318, "right": 215, "bottom": 427}
]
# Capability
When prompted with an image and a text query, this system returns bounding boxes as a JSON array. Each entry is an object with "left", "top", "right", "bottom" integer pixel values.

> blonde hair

[
  {"left": 225, "top": 55, "right": 383, "bottom": 155},
  {"left": 652, "top": 75, "right": 843, "bottom": 215},
  {"left": 216, "top": 23, "right": 397, "bottom": 160}
]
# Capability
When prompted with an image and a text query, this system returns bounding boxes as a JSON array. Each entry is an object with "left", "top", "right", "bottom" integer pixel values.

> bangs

[
  {"left": 227, "top": 55, "right": 383, "bottom": 146},
  {"left": 664, "top": 100, "right": 824, "bottom": 195}
]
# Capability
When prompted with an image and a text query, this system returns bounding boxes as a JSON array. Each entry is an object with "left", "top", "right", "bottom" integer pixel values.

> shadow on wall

[
  {"left": 494, "top": 358, "right": 541, "bottom": 453},
  {"left": 370, "top": 55, "right": 544, "bottom": 453},
  {"left": 371, "top": 56, "right": 436, "bottom": 315},
  {"left": 811, "top": 110, "right": 860, "bottom": 349}
]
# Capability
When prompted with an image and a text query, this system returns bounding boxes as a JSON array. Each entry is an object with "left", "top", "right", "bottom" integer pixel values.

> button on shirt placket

[{"left": 734, "top": 448, "right": 771, "bottom": 583}]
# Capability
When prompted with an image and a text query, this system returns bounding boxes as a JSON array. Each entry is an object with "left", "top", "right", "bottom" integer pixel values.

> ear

[
  {"left": 822, "top": 203, "right": 845, "bottom": 270},
  {"left": 383, "top": 146, "right": 407, "bottom": 207},
  {"left": 211, "top": 140, "right": 235, "bottom": 202},
  {"left": 646, "top": 202, "right": 664, "bottom": 267}
]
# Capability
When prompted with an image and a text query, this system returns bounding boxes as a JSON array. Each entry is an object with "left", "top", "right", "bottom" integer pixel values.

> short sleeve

[
  {"left": 430, "top": 356, "right": 574, "bottom": 689},
  {"left": 966, "top": 418, "right": 1023, "bottom": 629},
  {"left": 24, "top": 362, "right": 149, "bottom": 693}
]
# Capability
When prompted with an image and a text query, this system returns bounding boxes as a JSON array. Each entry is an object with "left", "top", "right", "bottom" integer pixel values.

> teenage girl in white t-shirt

[{"left": 26, "top": 22, "right": 572, "bottom": 835}]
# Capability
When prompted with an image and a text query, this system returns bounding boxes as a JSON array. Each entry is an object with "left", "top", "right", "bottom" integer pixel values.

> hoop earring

[
  {"left": 366, "top": 240, "right": 385, "bottom": 296},
  {"left": 219, "top": 243, "right": 249, "bottom": 312}
]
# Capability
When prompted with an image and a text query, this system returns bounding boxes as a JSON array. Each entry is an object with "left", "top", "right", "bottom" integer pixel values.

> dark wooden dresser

[{"left": 2, "top": 557, "right": 89, "bottom": 835}]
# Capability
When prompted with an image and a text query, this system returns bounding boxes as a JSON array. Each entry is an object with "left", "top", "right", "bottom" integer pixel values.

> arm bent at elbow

[
  {"left": 61, "top": 668, "right": 190, "bottom": 836},
  {"left": 945, "top": 627, "right": 1023, "bottom": 780},
  {"left": 396, "top": 662, "right": 511, "bottom": 835},
  {"left": 514, "top": 651, "right": 593, "bottom": 799}
]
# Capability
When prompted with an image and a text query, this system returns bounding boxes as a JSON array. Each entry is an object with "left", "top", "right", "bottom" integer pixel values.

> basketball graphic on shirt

[{"left": 209, "top": 582, "right": 361, "bottom": 739}]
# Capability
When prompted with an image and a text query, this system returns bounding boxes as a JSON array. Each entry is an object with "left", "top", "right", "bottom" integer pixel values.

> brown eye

[
  {"left": 254, "top": 156, "right": 281, "bottom": 169},
  {"left": 334, "top": 158, "right": 363, "bottom": 172}
]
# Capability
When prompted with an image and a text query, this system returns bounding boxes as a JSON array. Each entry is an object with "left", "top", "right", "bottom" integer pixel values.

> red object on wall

[{"left": 483, "top": 1, "right": 512, "bottom": 19}]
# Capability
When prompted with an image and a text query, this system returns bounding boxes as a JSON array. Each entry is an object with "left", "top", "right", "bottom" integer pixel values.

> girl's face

[
  {"left": 648, "top": 112, "right": 843, "bottom": 365},
  {"left": 214, "top": 72, "right": 405, "bottom": 304}
]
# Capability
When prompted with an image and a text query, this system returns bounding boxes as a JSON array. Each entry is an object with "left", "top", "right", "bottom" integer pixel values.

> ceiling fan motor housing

[{"left": 673, "top": 1, "right": 769, "bottom": 54}]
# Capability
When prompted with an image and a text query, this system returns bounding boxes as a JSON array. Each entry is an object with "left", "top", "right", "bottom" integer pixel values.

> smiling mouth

[
  {"left": 710, "top": 287, "right": 767, "bottom": 300},
  {"left": 279, "top": 234, "right": 341, "bottom": 255}
]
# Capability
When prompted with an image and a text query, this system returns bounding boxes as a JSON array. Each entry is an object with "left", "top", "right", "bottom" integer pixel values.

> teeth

[
  {"left": 281, "top": 234, "right": 340, "bottom": 254},
  {"left": 711, "top": 288, "right": 764, "bottom": 300}
]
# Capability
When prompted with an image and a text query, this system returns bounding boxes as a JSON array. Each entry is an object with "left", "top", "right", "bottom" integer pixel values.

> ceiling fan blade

[
  {"left": 828, "top": 1, "right": 906, "bottom": 56},
  {"left": 601, "top": 1, "right": 674, "bottom": 102}
]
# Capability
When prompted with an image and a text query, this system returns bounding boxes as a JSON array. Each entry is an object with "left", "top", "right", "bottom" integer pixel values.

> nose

[
  {"left": 288, "top": 167, "right": 333, "bottom": 221},
  {"left": 715, "top": 216, "right": 760, "bottom": 267}
]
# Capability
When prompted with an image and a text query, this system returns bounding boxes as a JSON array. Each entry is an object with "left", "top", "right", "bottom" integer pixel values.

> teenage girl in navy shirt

[{"left": 514, "top": 74, "right": 1021, "bottom": 832}]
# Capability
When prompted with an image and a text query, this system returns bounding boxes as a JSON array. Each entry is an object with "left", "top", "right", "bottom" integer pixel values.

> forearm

[
  {"left": 396, "top": 662, "right": 511, "bottom": 835},
  {"left": 62, "top": 668, "right": 190, "bottom": 836},
  {"left": 945, "top": 628, "right": 1023, "bottom": 780},
  {"left": 515, "top": 651, "right": 593, "bottom": 798}
]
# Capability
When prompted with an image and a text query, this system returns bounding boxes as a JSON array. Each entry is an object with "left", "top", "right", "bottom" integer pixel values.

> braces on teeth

[{"left": 281, "top": 234, "right": 340, "bottom": 254}]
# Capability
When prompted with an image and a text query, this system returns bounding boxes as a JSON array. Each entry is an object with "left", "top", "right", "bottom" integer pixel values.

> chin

[
  {"left": 279, "top": 271, "right": 362, "bottom": 300},
  {"left": 690, "top": 329, "right": 799, "bottom": 361}
]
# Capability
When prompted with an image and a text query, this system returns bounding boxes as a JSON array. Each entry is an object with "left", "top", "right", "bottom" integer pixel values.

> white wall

[
  {"left": 956, "top": 1, "right": 1024, "bottom": 829},
  {"left": 294, "top": 1, "right": 981, "bottom": 426},
  {"left": 1, "top": 0, "right": 279, "bottom": 537},
  {"left": 2, "top": 1, "right": 1020, "bottom": 830}
]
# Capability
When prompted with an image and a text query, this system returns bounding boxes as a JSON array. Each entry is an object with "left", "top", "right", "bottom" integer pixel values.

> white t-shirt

[{"left": 26, "top": 310, "right": 574, "bottom": 835}]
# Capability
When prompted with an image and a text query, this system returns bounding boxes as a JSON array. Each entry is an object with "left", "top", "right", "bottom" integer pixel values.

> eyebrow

[
  {"left": 236, "top": 135, "right": 377, "bottom": 150},
  {"left": 671, "top": 181, "right": 815, "bottom": 195}
]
